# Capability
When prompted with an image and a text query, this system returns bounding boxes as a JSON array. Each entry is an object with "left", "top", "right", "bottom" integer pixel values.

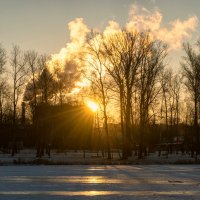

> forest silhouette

[{"left": 0, "top": 27, "right": 199, "bottom": 161}]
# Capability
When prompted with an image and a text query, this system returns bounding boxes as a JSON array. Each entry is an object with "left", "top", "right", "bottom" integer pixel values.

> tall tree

[
  {"left": 10, "top": 45, "right": 27, "bottom": 156},
  {"left": 0, "top": 44, "right": 6, "bottom": 74},
  {"left": 160, "top": 69, "right": 171, "bottom": 127},
  {"left": 0, "top": 44, "right": 7, "bottom": 123},
  {"left": 25, "top": 50, "right": 39, "bottom": 110},
  {"left": 37, "top": 55, "right": 56, "bottom": 104},
  {"left": 86, "top": 33, "right": 112, "bottom": 159},
  {"left": 103, "top": 30, "right": 144, "bottom": 158},
  {"left": 102, "top": 30, "right": 166, "bottom": 158},
  {"left": 137, "top": 40, "right": 166, "bottom": 158},
  {"left": 182, "top": 43, "right": 200, "bottom": 159},
  {"left": 10, "top": 45, "right": 27, "bottom": 126},
  {"left": 0, "top": 81, "right": 11, "bottom": 123},
  {"left": 160, "top": 69, "right": 183, "bottom": 144}
]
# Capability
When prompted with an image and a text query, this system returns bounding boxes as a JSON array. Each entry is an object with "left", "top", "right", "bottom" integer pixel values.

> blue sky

[{"left": 0, "top": 0, "right": 200, "bottom": 68}]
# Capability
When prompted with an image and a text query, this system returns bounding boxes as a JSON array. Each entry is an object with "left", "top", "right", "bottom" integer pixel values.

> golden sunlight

[{"left": 86, "top": 100, "right": 98, "bottom": 112}]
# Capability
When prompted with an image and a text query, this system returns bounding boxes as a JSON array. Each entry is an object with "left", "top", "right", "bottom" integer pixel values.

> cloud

[
  {"left": 50, "top": 4, "right": 198, "bottom": 72},
  {"left": 103, "top": 20, "right": 120, "bottom": 37},
  {"left": 68, "top": 18, "right": 90, "bottom": 45},
  {"left": 127, "top": 4, "right": 162, "bottom": 32},
  {"left": 157, "top": 17, "right": 198, "bottom": 49},
  {"left": 49, "top": 18, "right": 89, "bottom": 72},
  {"left": 126, "top": 3, "right": 198, "bottom": 50},
  {"left": 47, "top": 3, "right": 198, "bottom": 95}
]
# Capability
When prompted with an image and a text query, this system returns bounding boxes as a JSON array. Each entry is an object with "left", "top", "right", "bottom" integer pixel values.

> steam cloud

[
  {"left": 49, "top": 18, "right": 89, "bottom": 73},
  {"left": 48, "top": 3, "right": 198, "bottom": 92},
  {"left": 126, "top": 3, "right": 198, "bottom": 50},
  {"left": 50, "top": 4, "right": 198, "bottom": 66}
]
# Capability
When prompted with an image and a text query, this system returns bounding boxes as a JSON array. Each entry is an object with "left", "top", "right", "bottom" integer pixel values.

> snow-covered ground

[
  {"left": 0, "top": 149, "right": 198, "bottom": 164},
  {"left": 0, "top": 165, "right": 200, "bottom": 200}
]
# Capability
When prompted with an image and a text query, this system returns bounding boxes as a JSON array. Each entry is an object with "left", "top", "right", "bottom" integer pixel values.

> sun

[{"left": 86, "top": 100, "right": 98, "bottom": 112}]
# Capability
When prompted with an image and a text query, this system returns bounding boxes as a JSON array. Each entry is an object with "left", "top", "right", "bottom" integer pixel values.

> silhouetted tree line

[
  {"left": 33, "top": 104, "right": 93, "bottom": 157},
  {"left": 0, "top": 29, "right": 200, "bottom": 160}
]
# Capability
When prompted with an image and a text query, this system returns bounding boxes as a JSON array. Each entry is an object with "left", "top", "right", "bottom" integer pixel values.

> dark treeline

[{"left": 0, "top": 29, "right": 200, "bottom": 160}]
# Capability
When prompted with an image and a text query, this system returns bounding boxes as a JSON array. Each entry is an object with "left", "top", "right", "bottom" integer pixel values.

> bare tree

[
  {"left": 160, "top": 69, "right": 172, "bottom": 127},
  {"left": 181, "top": 43, "right": 200, "bottom": 159},
  {"left": 85, "top": 34, "right": 112, "bottom": 159},
  {"left": 0, "top": 81, "right": 11, "bottom": 123},
  {"left": 0, "top": 44, "right": 7, "bottom": 123},
  {"left": 170, "top": 73, "right": 183, "bottom": 127},
  {"left": 10, "top": 45, "right": 27, "bottom": 126},
  {"left": 137, "top": 40, "right": 166, "bottom": 158},
  {"left": 103, "top": 30, "right": 143, "bottom": 158},
  {"left": 0, "top": 44, "right": 6, "bottom": 74},
  {"left": 25, "top": 50, "right": 38, "bottom": 110},
  {"left": 10, "top": 45, "right": 28, "bottom": 156},
  {"left": 102, "top": 30, "right": 166, "bottom": 158},
  {"left": 160, "top": 68, "right": 183, "bottom": 154}
]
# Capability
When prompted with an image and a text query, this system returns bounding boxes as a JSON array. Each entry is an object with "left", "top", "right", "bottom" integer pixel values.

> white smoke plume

[
  {"left": 49, "top": 4, "right": 198, "bottom": 71},
  {"left": 127, "top": 4, "right": 163, "bottom": 32},
  {"left": 126, "top": 3, "right": 198, "bottom": 50},
  {"left": 48, "top": 3, "right": 198, "bottom": 95},
  {"left": 49, "top": 18, "right": 89, "bottom": 73}
]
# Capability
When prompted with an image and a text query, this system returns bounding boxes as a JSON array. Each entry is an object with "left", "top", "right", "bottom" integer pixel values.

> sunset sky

[{"left": 0, "top": 0, "right": 200, "bottom": 69}]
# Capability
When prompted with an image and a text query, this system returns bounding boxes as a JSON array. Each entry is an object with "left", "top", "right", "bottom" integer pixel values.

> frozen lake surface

[{"left": 0, "top": 165, "right": 200, "bottom": 200}]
